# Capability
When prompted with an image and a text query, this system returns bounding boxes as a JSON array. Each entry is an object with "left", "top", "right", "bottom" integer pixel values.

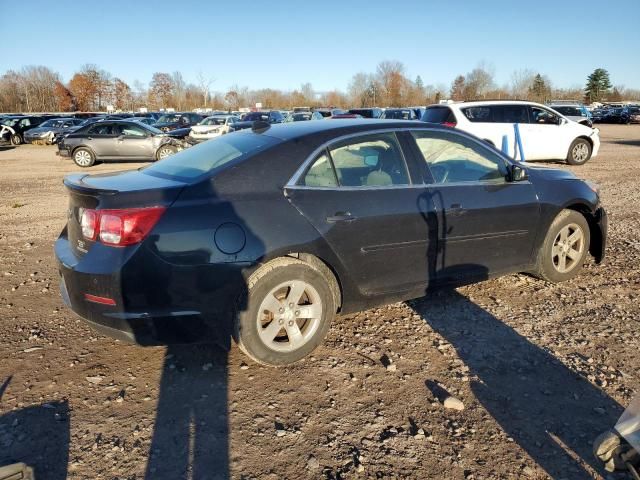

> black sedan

[
  {"left": 56, "top": 120, "right": 607, "bottom": 365},
  {"left": 153, "top": 112, "right": 204, "bottom": 132}
]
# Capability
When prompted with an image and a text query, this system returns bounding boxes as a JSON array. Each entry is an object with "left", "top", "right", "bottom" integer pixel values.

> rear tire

[
  {"left": 235, "top": 257, "right": 336, "bottom": 366},
  {"left": 73, "top": 147, "right": 95, "bottom": 167},
  {"left": 535, "top": 209, "right": 590, "bottom": 283},
  {"left": 10, "top": 134, "right": 22, "bottom": 145},
  {"left": 566, "top": 138, "right": 592, "bottom": 165}
]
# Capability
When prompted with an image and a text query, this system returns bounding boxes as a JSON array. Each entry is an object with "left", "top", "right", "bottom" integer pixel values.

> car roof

[
  {"left": 445, "top": 100, "right": 548, "bottom": 109},
  {"left": 254, "top": 119, "right": 436, "bottom": 141}
]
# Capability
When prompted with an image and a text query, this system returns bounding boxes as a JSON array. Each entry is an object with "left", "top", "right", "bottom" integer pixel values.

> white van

[{"left": 422, "top": 100, "right": 600, "bottom": 165}]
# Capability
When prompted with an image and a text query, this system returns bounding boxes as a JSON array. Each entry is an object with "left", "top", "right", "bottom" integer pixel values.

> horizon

[{"left": 1, "top": 0, "right": 639, "bottom": 92}]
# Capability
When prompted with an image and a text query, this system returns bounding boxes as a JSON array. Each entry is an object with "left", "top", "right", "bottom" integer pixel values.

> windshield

[
  {"left": 629, "top": 107, "right": 640, "bottom": 114},
  {"left": 143, "top": 132, "right": 280, "bottom": 180},
  {"left": 1, "top": 118, "right": 20, "bottom": 127},
  {"left": 156, "top": 114, "right": 181, "bottom": 123},
  {"left": 201, "top": 117, "right": 227, "bottom": 126},
  {"left": 38, "top": 119, "right": 62, "bottom": 128}
]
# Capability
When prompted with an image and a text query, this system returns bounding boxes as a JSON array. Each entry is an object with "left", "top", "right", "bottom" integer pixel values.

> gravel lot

[{"left": 0, "top": 125, "right": 639, "bottom": 479}]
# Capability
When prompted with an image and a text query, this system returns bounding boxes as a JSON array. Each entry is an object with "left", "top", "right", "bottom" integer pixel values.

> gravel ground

[{"left": 0, "top": 125, "right": 639, "bottom": 479}]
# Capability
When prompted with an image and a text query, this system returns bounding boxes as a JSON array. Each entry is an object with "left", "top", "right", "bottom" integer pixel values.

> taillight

[
  {"left": 80, "top": 207, "right": 166, "bottom": 247},
  {"left": 442, "top": 121, "right": 457, "bottom": 127},
  {"left": 80, "top": 208, "right": 98, "bottom": 240}
]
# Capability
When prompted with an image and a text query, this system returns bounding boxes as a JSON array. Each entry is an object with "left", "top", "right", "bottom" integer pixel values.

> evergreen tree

[
  {"left": 585, "top": 68, "right": 612, "bottom": 103},
  {"left": 450, "top": 75, "right": 466, "bottom": 101},
  {"left": 529, "top": 74, "right": 550, "bottom": 102}
]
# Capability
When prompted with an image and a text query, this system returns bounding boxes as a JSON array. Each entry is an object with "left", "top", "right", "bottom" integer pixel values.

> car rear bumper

[{"left": 55, "top": 234, "right": 243, "bottom": 346}]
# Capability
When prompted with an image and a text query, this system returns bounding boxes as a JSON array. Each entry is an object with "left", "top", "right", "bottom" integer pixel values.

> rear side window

[
  {"left": 422, "top": 107, "right": 456, "bottom": 124},
  {"left": 493, "top": 105, "right": 529, "bottom": 123},
  {"left": 87, "top": 123, "right": 117, "bottom": 135},
  {"left": 303, "top": 152, "right": 338, "bottom": 187},
  {"left": 411, "top": 130, "right": 507, "bottom": 184},
  {"left": 462, "top": 107, "right": 492, "bottom": 122},
  {"left": 144, "top": 132, "right": 279, "bottom": 180}
]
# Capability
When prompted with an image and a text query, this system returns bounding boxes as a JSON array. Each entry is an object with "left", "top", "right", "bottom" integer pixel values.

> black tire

[
  {"left": 10, "top": 134, "right": 22, "bottom": 145},
  {"left": 156, "top": 144, "right": 177, "bottom": 160},
  {"left": 235, "top": 257, "right": 336, "bottom": 366},
  {"left": 72, "top": 147, "right": 95, "bottom": 167},
  {"left": 566, "top": 138, "right": 592, "bottom": 165},
  {"left": 535, "top": 209, "right": 590, "bottom": 283}
]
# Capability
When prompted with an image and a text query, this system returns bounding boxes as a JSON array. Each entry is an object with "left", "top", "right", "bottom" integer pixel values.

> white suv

[{"left": 422, "top": 101, "right": 600, "bottom": 165}]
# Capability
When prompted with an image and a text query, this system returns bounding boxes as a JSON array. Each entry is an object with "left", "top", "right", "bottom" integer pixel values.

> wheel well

[
  {"left": 576, "top": 135, "right": 593, "bottom": 149},
  {"left": 71, "top": 145, "right": 95, "bottom": 158},
  {"left": 286, "top": 253, "right": 343, "bottom": 312},
  {"left": 565, "top": 203, "right": 603, "bottom": 261}
]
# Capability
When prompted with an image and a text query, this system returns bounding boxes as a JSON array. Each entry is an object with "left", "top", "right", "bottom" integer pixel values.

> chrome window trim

[{"left": 285, "top": 127, "right": 517, "bottom": 190}]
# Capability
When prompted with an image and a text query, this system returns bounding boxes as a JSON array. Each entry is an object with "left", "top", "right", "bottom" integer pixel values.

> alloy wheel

[
  {"left": 257, "top": 280, "right": 323, "bottom": 352},
  {"left": 572, "top": 143, "right": 589, "bottom": 163},
  {"left": 157, "top": 147, "right": 174, "bottom": 159},
  {"left": 551, "top": 223, "right": 585, "bottom": 273},
  {"left": 74, "top": 150, "right": 92, "bottom": 166}
]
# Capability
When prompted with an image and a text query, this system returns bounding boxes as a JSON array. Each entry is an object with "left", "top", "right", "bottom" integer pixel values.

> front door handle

[{"left": 326, "top": 212, "right": 357, "bottom": 223}]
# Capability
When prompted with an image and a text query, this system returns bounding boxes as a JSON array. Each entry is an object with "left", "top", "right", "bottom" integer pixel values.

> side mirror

[
  {"left": 558, "top": 117, "right": 568, "bottom": 126},
  {"left": 509, "top": 164, "right": 528, "bottom": 182}
]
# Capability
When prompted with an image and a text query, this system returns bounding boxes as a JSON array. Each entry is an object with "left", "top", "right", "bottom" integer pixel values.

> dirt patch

[{"left": 1, "top": 125, "right": 639, "bottom": 479}]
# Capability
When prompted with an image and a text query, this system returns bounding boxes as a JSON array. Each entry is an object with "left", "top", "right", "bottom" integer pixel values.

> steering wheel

[{"left": 430, "top": 164, "right": 449, "bottom": 183}]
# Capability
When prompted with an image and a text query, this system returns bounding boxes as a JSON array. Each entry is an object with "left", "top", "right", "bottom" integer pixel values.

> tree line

[{"left": 0, "top": 62, "right": 636, "bottom": 113}]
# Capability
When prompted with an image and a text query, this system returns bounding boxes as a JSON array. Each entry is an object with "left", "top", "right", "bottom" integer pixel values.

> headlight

[{"left": 585, "top": 180, "right": 600, "bottom": 195}]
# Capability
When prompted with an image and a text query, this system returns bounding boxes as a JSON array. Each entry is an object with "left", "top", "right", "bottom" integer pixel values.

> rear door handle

[{"left": 326, "top": 212, "right": 357, "bottom": 223}]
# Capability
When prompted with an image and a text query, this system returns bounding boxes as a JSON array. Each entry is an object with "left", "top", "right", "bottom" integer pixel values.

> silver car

[
  {"left": 57, "top": 120, "right": 184, "bottom": 167},
  {"left": 24, "top": 118, "right": 84, "bottom": 144},
  {"left": 548, "top": 104, "right": 593, "bottom": 127}
]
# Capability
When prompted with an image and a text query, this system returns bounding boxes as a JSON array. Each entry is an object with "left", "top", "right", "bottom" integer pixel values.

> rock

[
  {"left": 306, "top": 455, "right": 320, "bottom": 471},
  {"left": 86, "top": 376, "right": 103, "bottom": 385},
  {"left": 386, "top": 364, "right": 397, "bottom": 372},
  {"left": 444, "top": 396, "right": 465, "bottom": 411},
  {"left": 23, "top": 347, "right": 43, "bottom": 353},
  {"left": 275, "top": 429, "right": 286, "bottom": 437},
  {"left": 240, "top": 363, "right": 249, "bottom": 370},
  {"left": 356, "top": 464, "right": 365, "bottom": 473}
]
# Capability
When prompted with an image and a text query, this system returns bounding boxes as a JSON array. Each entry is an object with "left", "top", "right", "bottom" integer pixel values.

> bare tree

[
  {"left": 196, "top": 71, "right": 216, "bottom": 108},
  {"left": 510, "top": 69, "right": 536, "bottom": 99}
]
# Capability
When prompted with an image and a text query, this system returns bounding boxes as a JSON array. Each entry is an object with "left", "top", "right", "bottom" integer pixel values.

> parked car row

[
  {"left": 1, "top": 99, "right": 611, "bottom": 167},
  {"left": 592, "top": 106, "right": 640, "bottom": 124}
]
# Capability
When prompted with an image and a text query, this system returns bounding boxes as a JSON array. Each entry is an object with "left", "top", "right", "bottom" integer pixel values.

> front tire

[
  {"left": 566, "top": 138, "right": 592, "bottom": 165},
  {"left": 535, "top": 209, "right": 590, "bottom": 283},
  {"left": 10, "top": 134, "right": 22, "bottom": 145},
  {"left": 235, "top": 257, "right": 336, "bottom": 366},
  {"left": 73, "top": 147, "right": 95, "bottom": 167},
  {"left": 156, "top": 145, "right": 177, "bottom": 160}
]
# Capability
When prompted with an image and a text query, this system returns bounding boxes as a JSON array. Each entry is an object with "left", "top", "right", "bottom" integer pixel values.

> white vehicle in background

[
  {"left": 422, "top": 100, "right": 600, "bottom": 165},
  {"left": 189, "top": 114, "right": 240, "bottom": 142}
]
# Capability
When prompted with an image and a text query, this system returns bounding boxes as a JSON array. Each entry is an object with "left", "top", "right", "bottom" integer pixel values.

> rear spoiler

[{"left": 63, "top": 174, "right": 118, "bottom": 196}]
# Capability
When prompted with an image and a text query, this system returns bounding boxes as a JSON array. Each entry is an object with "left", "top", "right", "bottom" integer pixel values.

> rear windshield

[
  {"left": 143, "top": 132, "right": 280, "bottom": 180},
  {"left": 422, "top": 107, "right": 455, "bottom": 123}
]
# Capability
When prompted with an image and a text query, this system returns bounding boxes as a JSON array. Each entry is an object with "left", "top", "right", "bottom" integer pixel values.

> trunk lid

[{"left": 63, "top": 169, "right": 187, "bottom": 258}]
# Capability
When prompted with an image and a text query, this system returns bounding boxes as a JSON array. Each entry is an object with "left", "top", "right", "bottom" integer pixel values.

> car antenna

[{"left": 252, "top": 120, "right": 271, "bottom": 133}]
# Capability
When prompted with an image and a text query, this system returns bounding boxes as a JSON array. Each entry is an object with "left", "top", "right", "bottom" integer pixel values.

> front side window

[
  {"left": 412, "top": 130, "right": 507, "bottom": 184},
  {"left": 328, "top": 133, "right": 409, "bottom": 187},
  {"left": 530, "top": 107, "right": 560, "bottom": 125},
  {"left": 121, "top": 124, "right": 147, "bottom": 137}
]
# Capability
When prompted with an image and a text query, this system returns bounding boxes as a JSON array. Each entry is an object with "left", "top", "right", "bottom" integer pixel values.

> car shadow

[
  {"left": 408, "top": 287, "right": 623, "bottom": 479},
  {"left": 0, "top": 376, "right": 70, "bottom": 479},
  {"left": 612, "top": 139, "right": 640, "bottom": 147},
  {"left": 144, "top": 345, "right": 230, "bottom": 479},
  {"left": 0, "top": 146, "right": 15, "bottom": 152}
]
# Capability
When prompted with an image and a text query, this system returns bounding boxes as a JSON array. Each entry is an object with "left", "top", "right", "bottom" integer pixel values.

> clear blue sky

[{"left": 2, "top": 0, "right": 638, "bottom": 92}]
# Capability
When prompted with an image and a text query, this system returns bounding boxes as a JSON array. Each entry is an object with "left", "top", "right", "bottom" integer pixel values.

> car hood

[
  {"left": 526, "top": 165, "right": 578, "bottom": 182},
  {"left": 191, "top": 124, "right": 223, "bottom": 132},
  {"left": 25, "top": 126, "right": 55, "bottom": 135}
]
